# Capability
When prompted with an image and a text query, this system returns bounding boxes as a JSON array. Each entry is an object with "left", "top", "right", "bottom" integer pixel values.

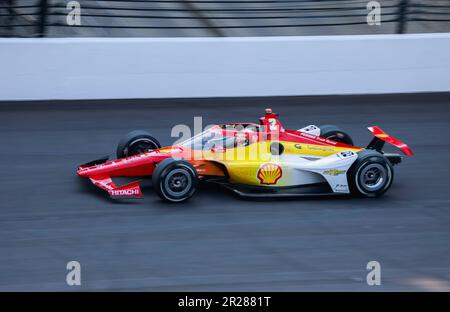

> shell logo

[{"left": 257, "top": 163, "right": 283, "bottom": 185}]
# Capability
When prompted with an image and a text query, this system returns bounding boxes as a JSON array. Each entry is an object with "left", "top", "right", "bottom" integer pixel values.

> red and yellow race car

[{"left": 77, "top": 109, "right": 413, "bottom": 202}]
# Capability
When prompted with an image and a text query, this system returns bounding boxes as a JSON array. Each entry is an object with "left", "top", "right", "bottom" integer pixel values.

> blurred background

[{"left": 1, "top": 0, "right": 450, "bottom": 38}]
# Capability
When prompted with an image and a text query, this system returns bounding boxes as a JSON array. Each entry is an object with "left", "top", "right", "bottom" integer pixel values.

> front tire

[
  {"left": 117, "top": 130, "right": 161, "bottom": 158},
  {"left": 348, "top": 150, "right": 394, "bottom": 197},
  {"left": 152, "top": 158, "right": 198, "bottom": 202}
]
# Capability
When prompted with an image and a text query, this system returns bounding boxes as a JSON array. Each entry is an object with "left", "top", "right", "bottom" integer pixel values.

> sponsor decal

[
  {"left": 324, "top": 169, "right": 346, "bottom": 176},
  {"left": 109, "top": 188, "right": 140, "bottom": 197},
  {"left": 294, "top": 144, "right": 302, "bottom": 149},
  {"left": 335, "top": 184, "right": 349, "bottom": 191},
  {"left": 324, "top": 139, "right": 337, "bottom": 145},
  {"left": 128, "top": 153, "right": 151, "bottom": 160},
  {"left": 300, "top": 133, "right": 337, "bottom": 146},
  {"left": 300, "top": 132, "right": 316, "bottom": 139},
  {"left": 308, "top": 145, "right": 334, "bottom": 152},
  {"left": 257, "top": 163, "right": 283, "bottom": 185}
]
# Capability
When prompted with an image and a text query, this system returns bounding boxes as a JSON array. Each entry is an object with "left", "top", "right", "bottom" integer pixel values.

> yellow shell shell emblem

[{"left": 257, "top": 163, "right": 283, "bottom": 185}]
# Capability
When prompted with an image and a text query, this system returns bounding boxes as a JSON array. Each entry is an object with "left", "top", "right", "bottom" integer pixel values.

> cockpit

[{"left": 181, "top": 124, "right": 259, "bottom": 151}]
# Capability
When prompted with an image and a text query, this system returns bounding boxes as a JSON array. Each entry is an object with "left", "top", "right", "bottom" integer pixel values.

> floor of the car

[{"left": 207, "top": 179, "right": 336, "bottom": 198}]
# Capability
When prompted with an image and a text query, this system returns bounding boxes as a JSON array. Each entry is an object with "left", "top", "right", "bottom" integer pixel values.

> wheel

[
  {"left": 348, "top": 150, "right": 394, "bottom": 198},
  {"left": 319, "top": 125, "right": 354, "bottom": 146},
  {"left": 152, "top": 158, "right": 198, "bottom": 202},
  {"left": 117, "top": 130, "right": 161, "bottom": 158}
]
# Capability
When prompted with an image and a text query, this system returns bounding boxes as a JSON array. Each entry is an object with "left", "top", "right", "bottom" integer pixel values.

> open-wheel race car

[{"left": 77, "top": 109, "right": 413, "bottom": 202}]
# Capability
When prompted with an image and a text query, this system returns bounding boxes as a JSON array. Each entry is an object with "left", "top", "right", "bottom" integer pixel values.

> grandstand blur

[{"left": 1, "top": 0, "right": 450, "bottom": 37}]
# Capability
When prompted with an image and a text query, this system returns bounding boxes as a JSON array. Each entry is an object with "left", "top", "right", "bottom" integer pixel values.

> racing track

[{"left": 0, "top": 93, "right": 449, "bottom": 291}]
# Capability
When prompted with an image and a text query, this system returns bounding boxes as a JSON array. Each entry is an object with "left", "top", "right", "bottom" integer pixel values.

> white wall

[{"left": 1, "top": 34, "right": 450, "bottom": 101}]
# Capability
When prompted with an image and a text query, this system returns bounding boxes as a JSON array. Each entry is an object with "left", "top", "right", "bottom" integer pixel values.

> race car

[{"left": 77, "top": 108, "right": 413, "bottom": 202}]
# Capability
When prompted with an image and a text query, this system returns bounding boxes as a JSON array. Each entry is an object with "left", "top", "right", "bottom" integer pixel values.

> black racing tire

[
  {"left": 319, "top": 125, "right": 354, "bottom": 146},
  {"left": 117, "top": 130, "right": 161, "bottom": 159},
  {"left": 152, "top": 158, "right": 198, "bottom": 203},
  {"left": 348, "top": 150, "right": 394, "bottom": 198}
]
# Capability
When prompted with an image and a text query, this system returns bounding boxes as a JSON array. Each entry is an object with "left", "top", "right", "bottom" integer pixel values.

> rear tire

[
  {"left": 117, "top": 130, "right": 161, "bottom": 158},
  {"left": 319, "top": 125, "right": 354, "bottom": 146},
  {"left": 152, "top": 158, "right": 198, "bottom": 203},
  {"left": 348, "top": 150, "right": 394, "bottom": 198}
]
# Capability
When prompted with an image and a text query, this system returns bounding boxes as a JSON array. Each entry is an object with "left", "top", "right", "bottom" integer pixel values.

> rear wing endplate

[{"left": 367, "top": 126, "right": 413, "bottom": 156}]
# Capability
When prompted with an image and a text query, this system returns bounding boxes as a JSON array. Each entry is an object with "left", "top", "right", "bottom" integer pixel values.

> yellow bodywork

[{"left": 193, "top": 140, "right": 362, "bottom": 187}]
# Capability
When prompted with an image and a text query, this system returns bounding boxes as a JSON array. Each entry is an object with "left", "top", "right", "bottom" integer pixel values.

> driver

[{"left": 235, "top": 134, "right": 249, "bottom": 148}]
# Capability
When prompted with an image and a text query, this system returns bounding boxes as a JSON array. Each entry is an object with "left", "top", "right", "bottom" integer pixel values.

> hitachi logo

[{"left": 109, "top": 189, "right": 140, "bottom": 196}]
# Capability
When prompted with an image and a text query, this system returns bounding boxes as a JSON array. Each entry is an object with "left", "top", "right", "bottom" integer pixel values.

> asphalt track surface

[{"left": 1, "top": 93, "right": 450, "bottom": 291}]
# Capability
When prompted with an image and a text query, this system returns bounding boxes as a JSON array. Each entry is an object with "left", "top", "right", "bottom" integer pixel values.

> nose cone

[
  {"left": 76, "top": 156, "right": 110, "bottom": 177},
  {"left": 77, "top": 167, "right": 89, "bottom": 177}
]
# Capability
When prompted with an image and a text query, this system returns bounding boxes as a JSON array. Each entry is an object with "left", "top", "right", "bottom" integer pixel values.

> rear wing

[{"left": 367, "top": 126, "right": 413, "bottom": 156}]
